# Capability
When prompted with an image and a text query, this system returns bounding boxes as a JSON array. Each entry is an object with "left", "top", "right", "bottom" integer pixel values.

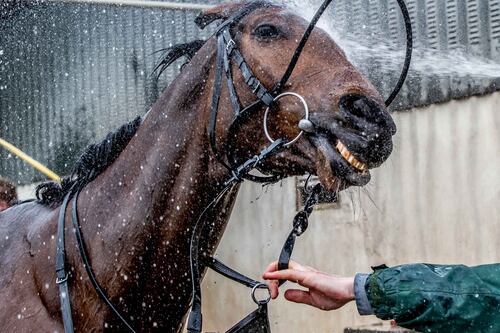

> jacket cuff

[{"left": 354, "top": 273, "right": 373, "bottom": 315}]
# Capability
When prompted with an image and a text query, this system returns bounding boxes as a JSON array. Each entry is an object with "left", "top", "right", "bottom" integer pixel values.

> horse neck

[{"left": 76, "top": 44, "right": 237, "bottom": 308}]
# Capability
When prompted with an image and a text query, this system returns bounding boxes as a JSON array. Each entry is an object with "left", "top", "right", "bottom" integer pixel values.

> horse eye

[{"left": 253, "top": 24, "right": 281, "bottom": 39}]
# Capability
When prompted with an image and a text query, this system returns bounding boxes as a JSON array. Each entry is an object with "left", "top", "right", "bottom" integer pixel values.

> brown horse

[{"left": 0, "top": 1, "right": 396, "bottom": 332}]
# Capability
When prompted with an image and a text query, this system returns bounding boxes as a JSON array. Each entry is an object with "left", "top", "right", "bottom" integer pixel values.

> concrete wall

[{"left": 201, "top": 92, "right": 500, "bottom": 333}]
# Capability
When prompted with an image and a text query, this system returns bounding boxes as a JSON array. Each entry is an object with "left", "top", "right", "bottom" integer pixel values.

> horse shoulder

[{"left": 0, "top": 202, "right": 61, "bottom": 327}]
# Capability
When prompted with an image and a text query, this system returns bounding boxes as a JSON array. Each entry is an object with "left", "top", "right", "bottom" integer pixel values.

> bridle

[
  {"left": 54, "top": 1, "right": 413, "bottom": 332},
  {"left": 191, "top": 0, "right": 412, "bottom": 331},
  {"left": 204, "top": 0, "right": 413, "bottom": 182}
]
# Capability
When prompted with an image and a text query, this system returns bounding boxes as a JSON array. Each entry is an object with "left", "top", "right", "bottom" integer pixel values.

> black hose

[
  {"left": 384, "top": 0, "right": 413, "bottom": 107},
  {"left": 275, "top": 0, "right": 413, "bottom": 108}
]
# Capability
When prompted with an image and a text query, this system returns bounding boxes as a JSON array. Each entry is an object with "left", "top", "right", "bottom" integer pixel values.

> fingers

[
  {"left": 264, "top": 261, "right": 279, "bottom": 274},
  {"left": 268, "top": 278, "right": 280, "bottom": 299},
  {"left": 263, "top": 260, "right": 312, "bottom": 299},
  {"left": 284, "top": 289, "right": 314, "bottom": 307},
  {"left": 263, "top": 260, "right": 304, "bottom": 274},
  {"left": 263, "top": 269, "right": 312, "bottom": 287}
]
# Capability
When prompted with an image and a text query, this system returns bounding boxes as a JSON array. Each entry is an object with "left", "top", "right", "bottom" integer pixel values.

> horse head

[{"left": 189, "top": 1, "right": 396, "bottom": 192}]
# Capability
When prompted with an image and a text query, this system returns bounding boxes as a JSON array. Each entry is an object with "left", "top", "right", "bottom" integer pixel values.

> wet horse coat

[{"left": 0, "top": 1, "right": 398, "bottom": 331}]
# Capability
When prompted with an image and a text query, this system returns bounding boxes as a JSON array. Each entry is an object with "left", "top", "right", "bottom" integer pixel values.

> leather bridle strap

[
  {"left": 55, "top": 188, "right": 138, "bottom": 333},
  {"left": 277, "top": 184, "right": 324, "bottom": 286},
  {"left": 207, "top": 257, "right": 266, "bottom": 289},
  {"left": 273, "top": 0, "right": 334, "bottom": 95},
  {"left": 55, "top": 192, "right": 75, "bottom": 333},
  {"left": 71, "top": 191, "right": 137, "bottom": 333},
  {"left": 207, "top": 3, "right": 282, "bottom": 185},
  {"left": 221, "top": 29, "right": 274, "bottom": 107}
]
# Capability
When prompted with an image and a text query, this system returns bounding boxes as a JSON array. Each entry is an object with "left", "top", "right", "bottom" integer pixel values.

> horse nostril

[
  {"left": 339, "top": 94, "right": 378, "bottom": 119},
  {"left": 339, "top": 94, "right": 396, "bottom": 135}
]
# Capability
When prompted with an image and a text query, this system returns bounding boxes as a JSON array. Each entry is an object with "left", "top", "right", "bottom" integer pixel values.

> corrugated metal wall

[
  {"left": 1, "top": 0, "right": 500, "bottom": 185},
  {"left": 330, "top": 0, "right": 500, "bottom": 109},
  {"left": 0, "top": 1, "right": 219, "bottom": 184}
]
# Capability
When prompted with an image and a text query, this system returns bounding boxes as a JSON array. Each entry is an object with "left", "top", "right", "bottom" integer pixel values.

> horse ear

[{"left": 195, "top": 2, "right": 247, "bottom": 29}]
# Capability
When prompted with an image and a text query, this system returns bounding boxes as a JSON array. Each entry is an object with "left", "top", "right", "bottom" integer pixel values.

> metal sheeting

[
  {"left": 0, "top": 1, "right": 218, "bottom": 184},
  {"left": 329, "top": 0, "right": 500, "bottom": 110}
]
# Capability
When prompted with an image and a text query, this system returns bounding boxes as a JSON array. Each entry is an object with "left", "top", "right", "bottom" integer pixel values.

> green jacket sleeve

[{"left": 366, "top": 263, "right": 500, "bottom": 333}]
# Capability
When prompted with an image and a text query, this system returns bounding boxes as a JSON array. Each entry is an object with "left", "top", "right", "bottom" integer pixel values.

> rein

[{"left": 54, "top": 1, "right": 413, "bottom": 332}]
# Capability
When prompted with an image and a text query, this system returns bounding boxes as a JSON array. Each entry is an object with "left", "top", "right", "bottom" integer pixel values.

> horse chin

[{"left": 311, "top": 134, "right": 371, "bottom": 192}]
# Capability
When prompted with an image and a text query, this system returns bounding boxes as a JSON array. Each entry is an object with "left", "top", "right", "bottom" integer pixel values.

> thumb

[{"left": 284, "top": 289, "right": 314, "bottom": 306}]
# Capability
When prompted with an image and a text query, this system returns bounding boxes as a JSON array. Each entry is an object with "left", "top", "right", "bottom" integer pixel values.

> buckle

[
  {"left": 226, "top": 39, "right": 236, "bottom": 54},
  {"left": 56, "top": 273, "right": 69, "bottom": 284}
]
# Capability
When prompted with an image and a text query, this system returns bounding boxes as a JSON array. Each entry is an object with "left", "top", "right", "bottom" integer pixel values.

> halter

[{"left": 54, "top": 1, "right": 413, "bottom": 332}]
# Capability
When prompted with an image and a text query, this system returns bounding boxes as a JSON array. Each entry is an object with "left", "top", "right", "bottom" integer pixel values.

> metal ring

[
  {"left": 263, "top": 92, "right": 309, "bottom": 147},
  {"left": 251, "top": 283, "right": 271, "bottom": 305}
]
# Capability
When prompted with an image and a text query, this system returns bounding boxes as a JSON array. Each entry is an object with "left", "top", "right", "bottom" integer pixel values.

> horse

[{"left": 0, "top": 1, "right": 397, "bottom": 332}]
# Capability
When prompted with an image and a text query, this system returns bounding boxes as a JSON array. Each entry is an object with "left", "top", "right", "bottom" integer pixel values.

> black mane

[
  {"left": 36, "top": 117, "right": 142, "bottom": 206},
  {"left": 36, "top": 19, "right": 217, "bottom": 206},
  {"left": 37, "top": 40, "right": 207, "bottom": 207}
]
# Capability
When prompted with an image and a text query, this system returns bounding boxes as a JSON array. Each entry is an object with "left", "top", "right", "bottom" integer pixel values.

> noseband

[{"left": 54, "top": 1, "right": 412, "bottom": 332}]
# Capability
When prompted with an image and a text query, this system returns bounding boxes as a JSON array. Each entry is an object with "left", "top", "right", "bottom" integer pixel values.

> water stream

[{"left": 285, "top": 0, "right": 500, "bottom": 81}]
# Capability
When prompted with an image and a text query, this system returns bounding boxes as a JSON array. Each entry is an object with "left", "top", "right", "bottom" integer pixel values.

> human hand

[{"left": 262, "top": 260, "right": 355, "bottom": 311}]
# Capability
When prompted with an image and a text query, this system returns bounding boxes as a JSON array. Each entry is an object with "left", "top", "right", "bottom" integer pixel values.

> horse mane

[
  {"left": 36, "top": 3, "right": 270, "bottom": 206},
  {"left": 36, "top": 117, "right": 142, "bottom": 206},
  {"left": 37, "top": 40, "right": 207, "bottom": 208}
]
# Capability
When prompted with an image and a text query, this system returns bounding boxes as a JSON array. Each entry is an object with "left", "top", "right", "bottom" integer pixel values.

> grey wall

[
  {"left": 0, "top": 1, "right": 218, "bottom": 184},
  {"left": 330, "top": 0, "right": 500, "bottom": 109}
]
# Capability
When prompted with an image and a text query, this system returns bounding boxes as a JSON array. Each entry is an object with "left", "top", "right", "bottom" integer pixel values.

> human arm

[
  {"left": 364, "top": 263, "right": 500, "bottom": 333},
  {"left": 264, "top": 261, "right": 500, "bottom": 333}
]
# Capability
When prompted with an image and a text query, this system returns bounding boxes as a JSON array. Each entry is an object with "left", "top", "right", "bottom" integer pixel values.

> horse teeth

[{"left": 335, "top": 140, "right": 368, "bottom": 172}]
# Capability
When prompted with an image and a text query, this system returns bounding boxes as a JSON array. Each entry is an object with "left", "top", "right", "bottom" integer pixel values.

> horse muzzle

[{"left": 306, "top": 94, "right": 396, "bottom": 190}]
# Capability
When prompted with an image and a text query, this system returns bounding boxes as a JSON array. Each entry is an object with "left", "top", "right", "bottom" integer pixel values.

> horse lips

[
  {"left": 313, "top": 135, "right": 371, "bottom": 192},
  {"left": 315, "top": 135, "right": 342, "bottom": 193}
]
